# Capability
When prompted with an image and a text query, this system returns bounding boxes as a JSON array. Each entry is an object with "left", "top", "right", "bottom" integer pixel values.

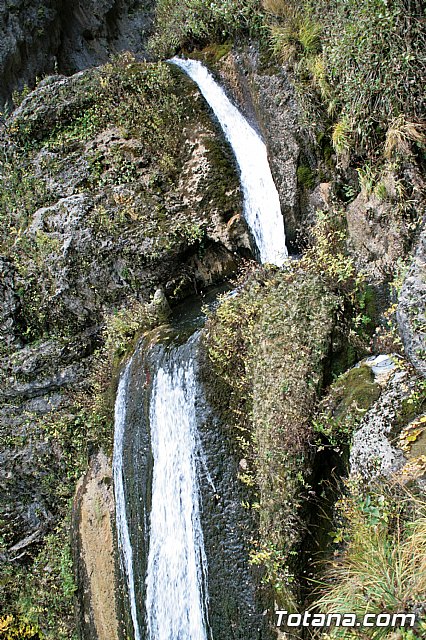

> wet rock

[{"left": 397, "top": 228, "right": 426, "bottom": 377}]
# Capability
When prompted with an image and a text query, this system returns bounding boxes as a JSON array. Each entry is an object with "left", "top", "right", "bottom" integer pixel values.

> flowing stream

[
  {"left": 145, "top": 339, "right": 209, "bottom": 640},
  {"left": 113, "top": 359, "right": 141, "bottom": 640},
  {"left": 171, "top": 57, "right": 288, "bottom": 267},
  {"left": 113, "top": 58, "right": 288, "bottom": 640}
]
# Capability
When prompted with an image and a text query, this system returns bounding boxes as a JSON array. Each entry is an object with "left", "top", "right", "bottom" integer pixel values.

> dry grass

[
  {"left": 313, "top": 490, "right": 426, "bottom": 639},
  {"left": 384, "top": 116, "right": 426, "bottom": 158}
]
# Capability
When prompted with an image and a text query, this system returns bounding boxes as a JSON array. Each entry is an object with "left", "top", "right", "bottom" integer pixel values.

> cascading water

[
  {"left": 113, "top": 58, "right": 287, "bottom": 640},
  {"left": 171, "top": 57, "right": 288, "bottom": 267},
  {"left": 145, "top": 338, "right": 209, "bottom": 640},
  {"left": 113, "top": 360, "right": 141, "bottom": 640}
]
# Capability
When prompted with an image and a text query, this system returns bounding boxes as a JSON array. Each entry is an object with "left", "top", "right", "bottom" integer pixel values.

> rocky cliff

[
  {"left": 0, "top": 1, "right": 425, "bottom": 639},
  {"left": 0, "top": 0, "right": 154, "bottom": 108}
]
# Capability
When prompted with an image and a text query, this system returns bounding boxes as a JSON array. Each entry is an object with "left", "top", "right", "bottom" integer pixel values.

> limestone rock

[
  {"left": 350, "top": 366, "right": 421, "bottom": 479},
  {"left": 397, "top": 228, "right": 426, "bottom": 377},
  {"left": 347, "top": 189, "right": 410, "bottom": 283},
  {"left": 0, "top": 257, "right": 21, "bottom": 353}
]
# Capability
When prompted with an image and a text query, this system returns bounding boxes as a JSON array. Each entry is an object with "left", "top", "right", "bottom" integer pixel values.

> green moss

[
  {"left": 297, "top": 164, "right": 315, "bottom": 189},
  {"left": 313, "top": 364, "right": 381, "bottom": 447},
  {"left": 203, "top": 266, "right": 340, "bottom": 607},
  {"left": 189, "top": 42, "right": 233, "bottom": 64}
]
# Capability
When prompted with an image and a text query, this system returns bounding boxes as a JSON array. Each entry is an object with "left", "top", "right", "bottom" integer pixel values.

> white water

[
  {"left": 112, "top": 360, "right": 141, "bottom": 640},
  {"left": 171, "top": 57, "right": 288, "bottom": 267},
  {"left": 145, "top": 350, "right": 208, "bottom": 640}
]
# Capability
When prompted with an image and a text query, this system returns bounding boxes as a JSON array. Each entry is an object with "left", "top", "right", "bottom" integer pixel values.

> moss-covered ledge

[{"left": 202, "top": 267, "right": 341, "bottom": 612}]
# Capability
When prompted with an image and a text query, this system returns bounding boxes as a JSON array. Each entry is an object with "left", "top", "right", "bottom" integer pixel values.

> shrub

[
  {"left": 204, "top": 265, "right": 341, "bottom": 607},
  {"left": 320, "top": 0, "right": 426, "bottom": 157},
  {"left": 264, "top": 0, "right": 425, "bottom": 160},
  {"left": 265, "top": 0, "right": 321, "bottom": 65},
  {"left": 314, "top": 481, "right": 426, "bottom": 639},
  {"left": 149, "top": 0, "right": 264, "bottom": 57}
]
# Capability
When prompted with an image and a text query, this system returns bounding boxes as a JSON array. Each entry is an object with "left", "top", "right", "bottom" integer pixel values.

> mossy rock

[
  {"left": 189, "top": 42, "right": 233, "bottom": 65},
  {"left": 314, "top": 365, "right": 381, "bottom": 447},
  {"left": 202, "top": 267, "right": 341, "bottom": 609},
  {"left": 330, "top": 365, "right": 381, "bottom": 419}
]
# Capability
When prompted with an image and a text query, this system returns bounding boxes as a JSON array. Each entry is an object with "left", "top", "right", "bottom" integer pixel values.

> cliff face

[
  {"left": 0, "top": 3, "right": 425, "bottom": 638},
  {"left": 0, "top": 53, "right": 249, "bottom": 638},
  {"left": 0, "top": 0, "right": 154, "bottom": 108}
]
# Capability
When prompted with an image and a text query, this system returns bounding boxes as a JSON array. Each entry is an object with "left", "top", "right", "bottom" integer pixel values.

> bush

[
  {"left": 264, "top": 0, "right": 425, "bottom": 159},
  {"left": 203, "top": 265, "right": 340, "bottom": 606},
  {"left": 149, "top": 0, "right": 264, "bottom": 57},
  {"left": 321, "top": 0, "right": 426, "bottom": 157},
  {"left": 314, "top": 480, "right": 426, "bottom": 639}
]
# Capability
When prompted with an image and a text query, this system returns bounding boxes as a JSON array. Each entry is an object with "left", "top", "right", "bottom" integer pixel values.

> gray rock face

[
  {"left": 0, "top": 257, "right": 21, "bottom": 353},
  {"left": 0, "top": 388, "right": 68, "bottom": 556},
  {"left": 397, "top": 228, "right": 426, "bottom": 377},
  {"left": 347, "top": 188, "right": 411, "bottom": 283},
  {"left": 0, "top": 0, "right": 154, "bottom": 108},
  {"left": 2, "top": 64, "right": 245, "bottom": 340},
  {"left": 350, "top": 368, "right": 416, "bottom": 479}
]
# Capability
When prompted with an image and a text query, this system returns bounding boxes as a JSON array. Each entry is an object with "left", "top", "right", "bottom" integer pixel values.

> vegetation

[
  {"left": 149, "top": 0, "right": 263, "bottom": 57},
  {"left": 0, "top": 520, "right": 76, "bottom": 640},
  {"left": 312, "top": 479, "right": 426, "bottom": 639},
  {"left": 313, "top": 365, "right": 381, "bottom": 450},
  {"left": 263, "top": 0, "right": 425, "bottom": 159},
  {"left": 1, "top": 0, "right": 425, "bottom": 635},
  {"left": 204, "top": 266, "right": 339, "bottom": 607}
]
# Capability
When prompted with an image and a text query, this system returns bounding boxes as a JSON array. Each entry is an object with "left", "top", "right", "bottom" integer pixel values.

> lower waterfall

[{"left": 145, "top": 336, "right": 209, "bottom": 640}]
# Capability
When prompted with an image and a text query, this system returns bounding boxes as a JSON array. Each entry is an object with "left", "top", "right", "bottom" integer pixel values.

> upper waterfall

[{"left": 171, "top": 57, "right": 288, "bottom": 267}]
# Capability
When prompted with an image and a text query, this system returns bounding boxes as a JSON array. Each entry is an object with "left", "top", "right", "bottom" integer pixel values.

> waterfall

[
  {"left": 113, "top": 359, "right": 141, "bottom": 640},
  {"left": 113, "top": 59, "right": 285, "bottom": 640},
  {"left": 171, "top": 57, "right": 288, "bottom": 267},
  {"left": 113, "top": 336, "right": 210, "bottom": 640},
  {"left": 145, "top": 339, "right": 208, "bottom": 640}
]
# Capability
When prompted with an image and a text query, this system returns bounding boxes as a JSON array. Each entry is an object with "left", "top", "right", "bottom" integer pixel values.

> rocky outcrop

[
  {"left": 0, "top": 0, "right": 154, "bottom": 108},
  {"left": 397, "top": 228, "right": 426, "bottom": 377},
  {"left": 73, "top": 452, "right": 119, "bottom": 640},
  {"left": 350, "top": 362, "right": 422, "bottom": 479},
  {"left": 0, "top": 56, "right": 250, "bottom": 628},
  {"left": 0, "top": 331, "right": 94, "bottom": 554},
  {"left": 2, "top": 61, "right": 247, "bottom": 341},
  {"left": 0, "top": 257, "right": 21, "bottom": 354},
  {"left": 346, "top": 186, "right": 412, "bottom": 283}
]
